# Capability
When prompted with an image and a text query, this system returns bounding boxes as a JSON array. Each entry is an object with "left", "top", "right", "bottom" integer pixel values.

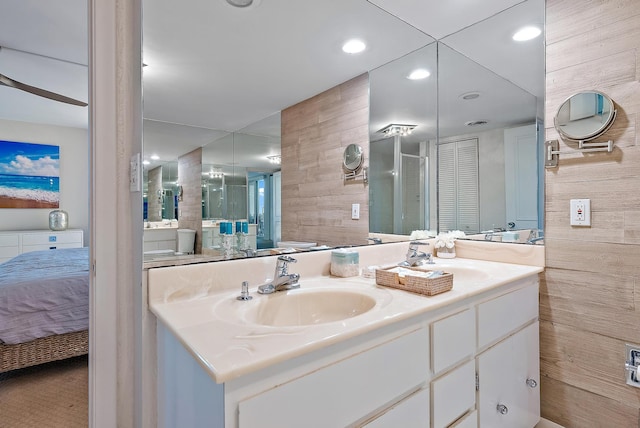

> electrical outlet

[
  {"left": 351, "top": 203, "right": 360, "bottom": 220},
  {"left": 570, "top": 199, "right": 591, "bottom": 226}
]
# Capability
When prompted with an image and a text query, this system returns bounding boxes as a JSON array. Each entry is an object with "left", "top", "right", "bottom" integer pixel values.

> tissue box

[
  {"left": 330, "top": 249, "right": 359, "bottom": 277},
  {"left": 375, "top": 266, "right": 453, "bottom": 296}
]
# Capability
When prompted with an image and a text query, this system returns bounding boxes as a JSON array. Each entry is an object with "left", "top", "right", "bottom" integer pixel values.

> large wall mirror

[
  {"left": 142, "top": 0, "right": 544, "bottom": 256},
  {"left": 369, "top": 0, "right": 544, "bottom": 242}
]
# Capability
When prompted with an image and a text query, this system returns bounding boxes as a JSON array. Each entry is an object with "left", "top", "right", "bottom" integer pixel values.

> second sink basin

[{"left": 247, "top": 289, "right": 376, "bottom": 327}]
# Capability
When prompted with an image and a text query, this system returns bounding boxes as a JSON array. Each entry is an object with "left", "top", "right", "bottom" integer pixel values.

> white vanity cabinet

[
  {"left": 143, "top": 228, "right": 177, "bottom": 253},
  {"left": 475, "top": 284, "right": 540, "bottom": 428},
  {"left": 477, "top": 321, "right": 540, "bottom": 428},
  {"left": 427, "top": 282, "right": 540, "bottom": 428},
  {"left": 154, "top": 274, "right": 540, "bottom": 428},
  {"left": 236, "top": 328, "right": 430, "bottom": 428}
]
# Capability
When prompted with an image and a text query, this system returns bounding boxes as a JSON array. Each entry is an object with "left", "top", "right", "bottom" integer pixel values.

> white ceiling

[{"left": 0, "top": 0, "right": 544, "bottom": 171}]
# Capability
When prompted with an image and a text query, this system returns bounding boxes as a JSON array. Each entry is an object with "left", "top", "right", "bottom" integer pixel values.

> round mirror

[
  {"left": 343, "top": 144, "right": 364, "bottom": 172},
  {"left": 554, "top": 90, "right": 616, "bottom": 141}
]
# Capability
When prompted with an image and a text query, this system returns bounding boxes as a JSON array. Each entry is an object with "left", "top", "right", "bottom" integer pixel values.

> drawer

[
  {"left": 0, "top": 246, "right": 20, "bottom": 260},
  {"left": 143, "top": 229, "right": 177, "bottom": 242},
  {"left": 238, "top": 328, "right": 429, "bottom": 428},
  {"left": 22, "top": 242, "right": 82, "bottom": 252},
  {"left": 450, "top": 410, "right": 477, "bottom": 428},
  {"left": 432, "top": 308, "right": 475, "bottom": 375},
  {"left": 0, "top": 234, "right": 19, "bottom": 247},
  {"left": 22, "top": 231, "right": 83, "bottom": 246},
  {"left": 364, "top": 387, "right": 429, "bottom": 428},
  {"left": 432, "top": 360, "right": 476, "bottom": 428},
  {"left": 477, "top": 283, "right": 538, "bottom": 349}
]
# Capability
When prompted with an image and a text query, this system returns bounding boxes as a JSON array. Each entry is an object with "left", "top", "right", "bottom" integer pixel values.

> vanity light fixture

[
  {"left": 267, "top": 155, "right": 281, "bottom": 164},
  {"left": 342, "top": 39, "right": 366, "bottom": 54},
  {"left": 512, "top": 26, "right": 541, "bottom": 41},
  {"left": 378, "top": 124, "right": 417, "bottom": 137},
  {"left": 407, "top": 69, "right": 430, "bottom": 80}
]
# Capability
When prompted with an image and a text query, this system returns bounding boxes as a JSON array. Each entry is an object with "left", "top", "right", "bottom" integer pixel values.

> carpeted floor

[{"left": 0, "top": 356, "right": 88, "bottom": 428}]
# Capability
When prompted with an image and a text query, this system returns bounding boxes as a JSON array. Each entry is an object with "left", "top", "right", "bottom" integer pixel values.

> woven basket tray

[{"left": 375, "top": 266, "right": 453, "bottom": 296}]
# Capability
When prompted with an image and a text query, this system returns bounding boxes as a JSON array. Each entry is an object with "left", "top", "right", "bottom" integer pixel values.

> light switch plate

[
  {"left": 130, "top": 153, "right": 141, "bottom": 192},
  {"left": 351, "top": 203, "right": 360, "bottom": 220},
  {"left": 570, "top": 199, "right": 591, "bottom": 226}
]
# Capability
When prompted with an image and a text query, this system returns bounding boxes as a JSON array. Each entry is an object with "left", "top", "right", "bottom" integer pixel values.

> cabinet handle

[
  {"left": 526, "top": 378, "right": 538, "bottom": 388},
  {"left": 497, "top": 404, "right": 509, "bottom": 415}
]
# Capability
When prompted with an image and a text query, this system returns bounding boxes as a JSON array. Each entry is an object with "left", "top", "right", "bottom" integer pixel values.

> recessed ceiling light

[
  {"left": 407, "top": 69, "right": 430, "bottom": 80},
  {"left": 513, "top": 26, "right": 541, "bottom": 42},
  {"left": 342, "top": 39, "right": 366, "bottom": 54},
  {"left": 460, "top": 92, "right": 481, "bottom": 100},
  {"left": 150, "top": 154, "right": 159, "bottom": 160},
  {"left": 142, "top": 160, "right": 150, "bottom": 165},
  {"left": 226, "top": 0, "right": 256, "bottom": 7}
]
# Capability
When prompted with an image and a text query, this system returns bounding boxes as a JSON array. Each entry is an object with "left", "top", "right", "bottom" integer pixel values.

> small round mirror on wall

[
  {"left": 343, "top": 143, "right": 364, "bottom": 172},
  {"left": 554, "top": 90, "right": 616, "bottom": 141}
]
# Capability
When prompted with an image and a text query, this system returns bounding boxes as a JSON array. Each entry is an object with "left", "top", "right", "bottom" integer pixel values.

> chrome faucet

[
  {"left": 238, "top": 248, "right": 257, "bottom": 258},
  {"left": 367, "top": 237, "right": 382, "bottom": 244},
  {"left": 398, "top": 241, "right": 434, "bottom": 267},
  {"left": 525, "top": 229, "right": 544, "bottom": 245},
  {"left": 257, "top": 255, "right": 301, "bottom": 294}
]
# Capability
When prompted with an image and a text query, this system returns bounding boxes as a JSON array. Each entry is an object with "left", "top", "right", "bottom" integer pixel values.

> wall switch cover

[
  {"left": 130, "top": 153, "right": 141, "bottom": 192},
  {"left": 570, "top": 199, "right": 591, "bottom": 226},
  {"left": 351, "top": 203, "right": 360, "bottom": 220}
]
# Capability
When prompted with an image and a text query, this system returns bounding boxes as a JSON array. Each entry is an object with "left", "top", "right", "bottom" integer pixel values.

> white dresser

[{"left": 0, "top": 229, "right": 84, "bottom": 263}]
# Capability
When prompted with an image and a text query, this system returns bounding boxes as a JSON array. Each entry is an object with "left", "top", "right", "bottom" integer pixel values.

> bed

[{"left": 0, "top": 247, "right": 89, "bottom": 373}]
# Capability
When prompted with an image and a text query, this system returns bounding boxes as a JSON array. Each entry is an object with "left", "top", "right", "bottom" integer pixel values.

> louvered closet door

[
  {"left": 437, "top": 139, "right": 479, "bottom": 233},
  {"left": 438, "top": 142, "right": 457, "bottom": 232},
  {"left": 455, "top": 139, "right": 479, "bottom": 233}
]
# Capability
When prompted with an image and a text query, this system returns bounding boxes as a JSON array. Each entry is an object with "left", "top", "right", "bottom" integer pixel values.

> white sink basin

[{"left": 214, "top": 288, "right": 377, "bottom": 327}]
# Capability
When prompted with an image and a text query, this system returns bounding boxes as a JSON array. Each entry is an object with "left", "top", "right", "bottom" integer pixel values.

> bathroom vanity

[{"left": 148, "top": 244, "right": 542, "bottom": 428}]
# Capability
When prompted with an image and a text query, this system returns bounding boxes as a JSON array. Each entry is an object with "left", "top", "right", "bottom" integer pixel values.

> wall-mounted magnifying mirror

[
  {"left": 343, "top": 143, "right": 364, "bottom": 172},
  {"left": 554, "top": 90, "right": 616, "bottom": 141}
]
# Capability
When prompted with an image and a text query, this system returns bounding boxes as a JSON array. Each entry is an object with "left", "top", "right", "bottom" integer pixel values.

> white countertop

[{"left": 149, "top": 256, "right": 543, "bottom": 383}]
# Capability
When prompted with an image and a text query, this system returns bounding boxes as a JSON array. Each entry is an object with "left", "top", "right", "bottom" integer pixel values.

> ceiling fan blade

[{"left": 0, "top": 73, "right": 87, "bottom": 107}]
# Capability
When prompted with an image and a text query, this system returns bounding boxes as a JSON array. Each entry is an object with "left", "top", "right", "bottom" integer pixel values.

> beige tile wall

[
  {"left": 177, "top": 147, "right": 203, "bottom": 253},
  {"left": 147, "top": 165, "right": 163, "bottom": 221},
  {"left": 542, "top": 0, "right": 640, "bottom": 426},
  {"left": 280, "top": 73, "right": 370, "bottom": 246}
]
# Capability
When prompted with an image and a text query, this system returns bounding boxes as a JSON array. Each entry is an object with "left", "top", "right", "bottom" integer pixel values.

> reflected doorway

[
  {"left": 248, "top": 171, "right": 281, "bottom": 249},
  {"left": 369, "top": 137, "right": 429, "bottom": 235}
]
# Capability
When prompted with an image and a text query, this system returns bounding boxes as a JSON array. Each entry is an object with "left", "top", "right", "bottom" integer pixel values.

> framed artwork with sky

[{"left": 0, "top": 140, "right": 60, "bottom": 208}]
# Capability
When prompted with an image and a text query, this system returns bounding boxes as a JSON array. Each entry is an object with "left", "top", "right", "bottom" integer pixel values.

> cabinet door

[{"left": 477, "top": 321, "right": 539, "bottom": 428}]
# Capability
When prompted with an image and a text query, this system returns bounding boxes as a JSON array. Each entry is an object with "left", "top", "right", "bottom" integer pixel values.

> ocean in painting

[{"left": 0, "top": 173, "right": 60, "bottom": 203}]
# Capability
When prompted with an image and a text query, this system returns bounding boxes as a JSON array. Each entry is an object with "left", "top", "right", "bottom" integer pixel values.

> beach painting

[{"left": 0, "top": 141, "right": 60, "bottom": 208}]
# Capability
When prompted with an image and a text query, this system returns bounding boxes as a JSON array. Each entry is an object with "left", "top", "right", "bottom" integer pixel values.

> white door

[
  {"left": 477, "top": 321, "right": 540, "bottom": 428},
  {"left": 504, "top": 125, "right": 538, "bottom": 230},
  {"left": 272, "top": 171, "right": 281, "bottom": 246}
]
